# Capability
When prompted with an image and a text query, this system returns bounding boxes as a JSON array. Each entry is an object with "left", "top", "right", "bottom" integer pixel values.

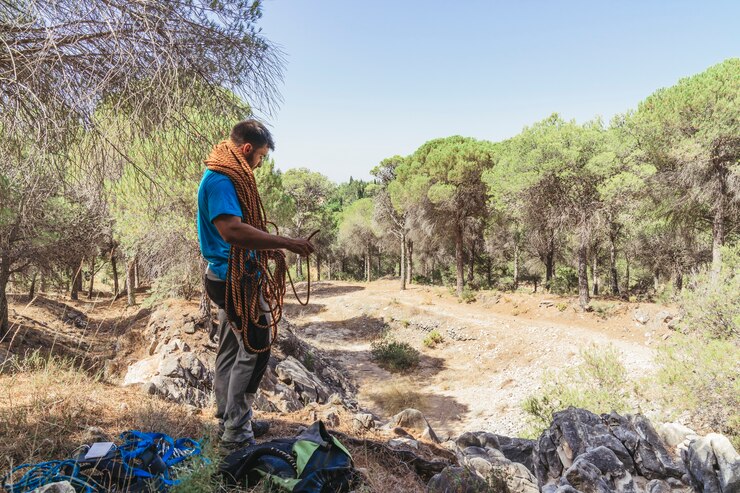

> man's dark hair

[{"left": 230, "top": 119, "right": 275, "bottom": 150}]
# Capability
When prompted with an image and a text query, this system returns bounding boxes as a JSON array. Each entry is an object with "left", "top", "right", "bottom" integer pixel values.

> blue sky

[{"left": 255, "top": 1, "right": 739, "bottom": 183}]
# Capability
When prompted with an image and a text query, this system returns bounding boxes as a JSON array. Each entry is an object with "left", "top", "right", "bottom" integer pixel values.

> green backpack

[{"left": 219, "top": 421, "right": 358, "bottom": 492}]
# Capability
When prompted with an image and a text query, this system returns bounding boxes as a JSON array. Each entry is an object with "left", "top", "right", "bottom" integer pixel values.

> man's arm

[{"left": 213, "top": 215, "right": 314, "bottom": 257}]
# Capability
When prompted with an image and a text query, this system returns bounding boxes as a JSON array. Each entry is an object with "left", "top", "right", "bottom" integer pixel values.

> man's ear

[{"left": 241, "top": 143, "right": 252, "bottom": 154}]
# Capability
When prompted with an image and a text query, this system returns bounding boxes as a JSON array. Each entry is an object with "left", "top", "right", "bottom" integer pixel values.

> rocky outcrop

[{"left": 682, "top": 433, "right": 740, "bottom": 493}]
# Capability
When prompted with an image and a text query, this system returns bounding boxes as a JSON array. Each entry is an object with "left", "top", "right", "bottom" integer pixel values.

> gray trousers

[
  {"left": 214, "top": 308, "right": 258, "bottom": 443},
  {"left": 207, "top": 274, "right": 272, "bottom": 443}
]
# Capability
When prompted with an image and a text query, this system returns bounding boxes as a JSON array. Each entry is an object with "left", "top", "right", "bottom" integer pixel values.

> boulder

[
  {"left": 387, "top": 408, "right": 440, "bottom": 443},
  {"left": 275, "top": 356, "right": 331, "bottom": 404},
  {"left": 455, "top": 445, "right": 539, "bottom": 493},
  {"left": 353, "top": 413, "right": 375, "bottom": 431},
  {"left": 456, "top": 431, "right": 535, "bottom": 473},
  {"left": 683, "top": 434, "right": 740, "bottom": 493},
  {"left": 646, "top": 479, "right": 672, "bottom": 493},
  {"left": 658, "top": 423, "right": 697, "bottom": 449},
  {"left": 634, "top": 309, "right": 650, "bottom": 325},
  {"left": 427, "top": 466, "right": 489, "bottom": 493}
]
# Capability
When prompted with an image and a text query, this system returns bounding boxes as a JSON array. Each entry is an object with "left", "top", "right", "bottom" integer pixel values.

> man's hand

[{"left": 286, "top": 237, "right": 314, "bottom": 257}]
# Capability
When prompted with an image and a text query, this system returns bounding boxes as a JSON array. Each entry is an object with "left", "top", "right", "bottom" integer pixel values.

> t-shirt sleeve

[{"left": 206, "top": 174, "right": 243, "bottom": 223}]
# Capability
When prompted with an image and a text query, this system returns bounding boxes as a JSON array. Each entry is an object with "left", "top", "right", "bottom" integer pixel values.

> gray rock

[
  {"left": 388, "top": 408, "right": 440, "bottom": 443},
  {"left": 658, "top": 422, "right": 697, "bottom": 449},
  {"left": 252, "top": 389, "right": 278, "bottom": 412},
  {"left": 427, "top": 466, "right": 489, "bottom": 493},
  {"left": 683, "top": 436, "right": 723, "bottom": 493},
  {"left": 388, "top": 437, "right": 419, "bottom": 450},
  {"left": 30, "top": 481, "right": 76, "bottom": 493},
  {"left": 646, "top": 479, "right": 672, "bottom": 493},
  {"left": 577, "top": 446, "right": 638, "bottom": 492},
  {"left": 273, "top": 383, "right": 304, "bottom": 412},
  {"left": 275, "top": 356, "right": 331, "bottom": 404},
  {"left": 563, "top": 457, "right": 612, "bottom": 493},
  {"left": 158, "top": 356, "right": 181, "bottom": 378},
  {"left": 655, "top": 311, "right": 673, "bottom": 324},
  {"left": 353, "top": 413, "right": 375, "bottom": 430},
  {"left": 679, "top": 434, "right": 740, "bottom": 493},
  {"left": 634, "top": 309, "right": 650, "bottom": 325},
  {"left": 455, "top": 444, "right": 539, "bottom": 493},
  {"left": 183, "top": 321, "right": 196, "bottom": 334},
  {"left": 456, "top": 431, "right": 535, "bottom": 474}
]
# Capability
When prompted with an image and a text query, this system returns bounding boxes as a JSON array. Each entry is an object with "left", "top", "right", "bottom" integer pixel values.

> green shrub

[
  {"left": 556, "top": 302, "right": 568, "bottom": 312},
  {"left": 370, "top": 339, "right": 420, "bottom": 372},
  {"left": 423, "top": 330, "right": 444, "bottom": 348},
  {"left": 657, "top": 334, "right": 740, "bottom": 448},
  {"left": 590, "top": 301, "right": 617, "bottom": 320},
  {"left": 678, "top": 245, "right": 740, "bottom": 341},
  {"left": 656, "top": 246, "right": 740, "bottom": 448},
  {"left": 550, "top": 267, "right": 578, "bottom": 295},
  {"left": 460, "top": 287, "right": 477, "bottom": 304},
  {"left": 522, "top": 344, "right": 629, "bottom": 437}
]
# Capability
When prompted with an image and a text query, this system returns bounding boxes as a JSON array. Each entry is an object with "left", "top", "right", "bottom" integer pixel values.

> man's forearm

[{"left": 224, "top": 223, "right": 292, "bottom": 251}]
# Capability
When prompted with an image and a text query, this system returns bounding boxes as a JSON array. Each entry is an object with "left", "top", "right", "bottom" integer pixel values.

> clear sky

[{"left": 255, "top": 1, "right": 740, "bottom": 183}]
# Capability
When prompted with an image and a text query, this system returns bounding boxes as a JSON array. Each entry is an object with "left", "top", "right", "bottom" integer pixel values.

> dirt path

[{"left": 284, "top": 280, "right": 672, "bottom": 439}]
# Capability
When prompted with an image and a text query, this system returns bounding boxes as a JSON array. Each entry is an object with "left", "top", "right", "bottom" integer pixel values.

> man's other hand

[{"left": 287, "top": 238, "right": 314, "bottom": 257}]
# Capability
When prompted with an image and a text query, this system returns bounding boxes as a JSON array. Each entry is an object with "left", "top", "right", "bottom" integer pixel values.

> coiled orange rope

[{"left": 205, "top": 140, "right": 313, "bottom": 353}]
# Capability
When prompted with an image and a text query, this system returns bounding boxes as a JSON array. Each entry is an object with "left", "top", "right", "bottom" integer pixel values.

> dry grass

[
  {"left": 0, "top": 351, "right": 214, "bottom": 479},
  {"left": 366, "top": 380, "right": 429, "bottom": 416}
]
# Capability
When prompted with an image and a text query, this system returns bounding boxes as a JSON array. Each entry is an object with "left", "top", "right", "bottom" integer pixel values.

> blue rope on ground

[{"left": 1, "top": 431, "right": 207, "bottom": 493}]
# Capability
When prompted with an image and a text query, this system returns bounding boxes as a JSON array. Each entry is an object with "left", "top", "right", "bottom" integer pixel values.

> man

[{"left": 197, "top": 119, "right": 314, "bottom": 449}]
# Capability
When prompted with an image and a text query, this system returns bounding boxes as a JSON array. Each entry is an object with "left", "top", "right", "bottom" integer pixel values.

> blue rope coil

[{"left": 1, "top": 431, "right": 207, "bottom": 493}]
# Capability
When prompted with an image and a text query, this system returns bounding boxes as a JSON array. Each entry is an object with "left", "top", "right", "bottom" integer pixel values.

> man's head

[{"left": 230, "top": 119, "right": 275, "bottom": 170}]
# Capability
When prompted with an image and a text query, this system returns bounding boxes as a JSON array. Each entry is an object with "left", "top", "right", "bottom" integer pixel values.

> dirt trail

[{"left": 284, "top": 280, "right": 672, "bottom": 439}]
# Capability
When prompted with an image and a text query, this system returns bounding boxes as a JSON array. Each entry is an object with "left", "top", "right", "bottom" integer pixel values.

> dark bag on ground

[{"left": 219, "top": 421, "right": 357, "bottom": 492}]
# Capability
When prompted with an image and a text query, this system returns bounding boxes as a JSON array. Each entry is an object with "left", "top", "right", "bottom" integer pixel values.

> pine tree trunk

[
  {"left": 625, "top": 253, "right": 631, "bottom": 295},
  {"left": 674, "top": 271, "right": 683, "bottom": 292},
  {"left": 455, "top": 222, "right": 464, "bottom": 297},
  {"left": 111, "top": 249, "right": 119, "bottom": 296},
  {"left": 316, "top": 255, "right": 321, "bottom": 282},
  {"left": 297, "top": 256, "right": 303, "bottom": 278},
  {"left": 467, "top": 241, "right": 475, "bottom": 285},
  {"left": 40, "top": 272, "right": 47, "bottom": 294},
  {"left": 377, "top": 252, "right": 381, "bottom": 274},
  {"left": 653, "top": 270, "right": 660, "bottom": 293},
  {"left": 486, "top": 257, "right": 492, "bottom": 288},
  {"left": 134, "top": 258, "right": 140, "bottom": 288},
  {"left": 711, "top": 196, "right": 725, "bottom": 281},
  {"left": 365, "top": 244, "right": 371, "bottom": 283},
  {"left": 87, "top": 256, "right": 95, "bottom": 298},
  {"left": 71, "top": 259, "right": 84, "bottom": 301},
  {"left": 400, "top": 233, "right": 406, "bottom": 291},
  {"left": 126, "top": 257, "right": 136, "bottom": 306},
  {"left": 28, "top": 271, "right": 37, "bottom": 299},
  {"left": 513, "top": 243, "right": 519, "bottom": 290},
  {"left": 609, "top": 234, "right": 619, "bottom": 295},
  {"left": 578, "top": 227, "right": 590, "bottom": 310},
  {"left": 545, "top": 237, "right": 555, "bottom": 293},
  {"left": 0, "top": 264, "right": 9, "bottom": 336},
  {"left": 407, "top": 239, "right": 413, "bottom": 285},
  {"left": 592, "top": 251, "right": 599, "bottom": 296}
]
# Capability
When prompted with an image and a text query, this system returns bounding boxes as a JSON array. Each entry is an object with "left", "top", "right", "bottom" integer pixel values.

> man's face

[{"left": 240, "top": 143, "right": 270, "bottom": 170}]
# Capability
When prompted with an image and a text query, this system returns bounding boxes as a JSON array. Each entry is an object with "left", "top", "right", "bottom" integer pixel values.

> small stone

[
  {"left": 31, "top": 481, "right": 76, "bottom": 493},
  {"left": 634, "top": 308, "right": 650, "bottom": 324},
  {"left": 388, "top": 437, "right": 419, "bottom": 449},
  {"left": 183, "top": 322, "right": 196, "bottom": 334}
]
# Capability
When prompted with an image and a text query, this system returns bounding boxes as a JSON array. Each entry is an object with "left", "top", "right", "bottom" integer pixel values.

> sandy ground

[{"left": 283, "top": 280, "right": 674, "bottom": 439}]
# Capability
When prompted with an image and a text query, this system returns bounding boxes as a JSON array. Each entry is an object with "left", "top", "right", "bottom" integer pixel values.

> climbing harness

[
  {"left": 2, "top": 431, "right": 206, "bottom": 493},
  {"left": 205, "top": 140, "right": 317, "bottom": 353}
]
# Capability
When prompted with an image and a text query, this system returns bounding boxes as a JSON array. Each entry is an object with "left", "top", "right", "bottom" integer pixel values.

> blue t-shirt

[{"left": 197, "top": 169, "right": 243, "bottom": 281}]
